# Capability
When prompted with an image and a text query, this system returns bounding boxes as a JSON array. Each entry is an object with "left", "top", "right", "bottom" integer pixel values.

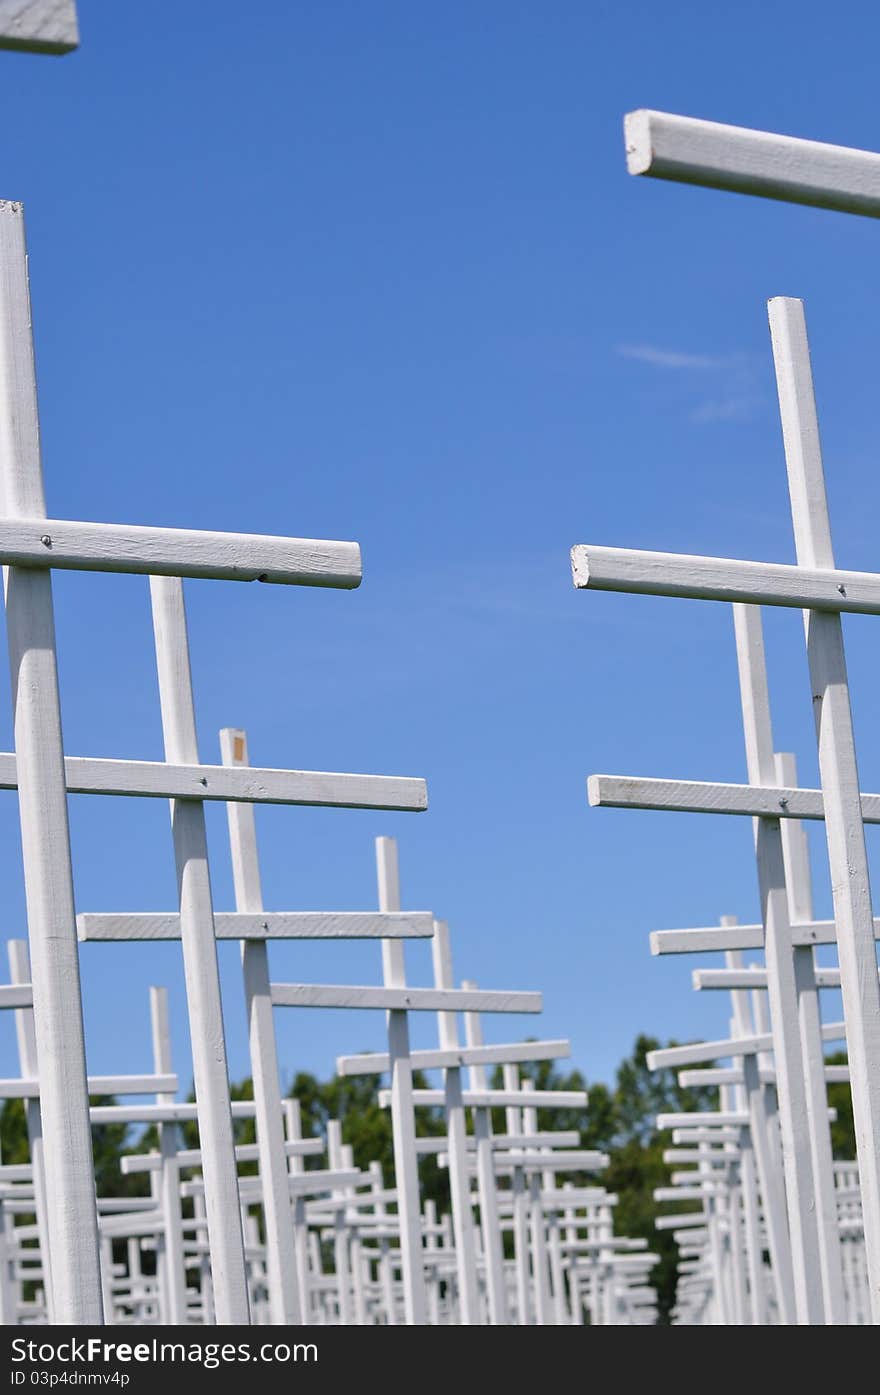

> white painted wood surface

[
  {"left": 776, "top": 749, "right": 847, "bottom": 1324},
  {"left": 336, "top": 1038, "right": 570, "bottom": 1076},
  {"left": 0, "top": 201, "right": 102, "bottom": 1323},
  {"left": 148, "top": 986, "right": 188, "bottom": 1325},
  {"left": 78, "top": 910, "right": 433, "bottom": 940},
  {"left": 624, "top": 109, "right": 880, "bottom": 217},
  {"left": 0, "top": 0, "right": 78, "bottom": 53},
  {"left": 374, "top": 837, "right": 426, "bottom": 1326},
  {"left": 0, "top": 752, "right": 427, "bottom": 810},
  {"left": 150, "top": 576, "right": 249, "bottom": 1325},
  {"left": 220, "top": 727, "right": 302, "bottom": 1325},
  {"left": 271, "top": 984, "right": 542, "bottom": 1012},
  {"left": 7, "top": 940, "right": 52, "bottom": 1322},
  {"left": 589, "top": 772, "right": 880, "bottom": 823},
  {"left": 572, "top": 543, "right": 880, "bottom": 614},
  {"left": 654, "top": 917, "right": 880, "bottom": 954},
  {"left": 770, "top": 296, "right": 880, "bottom": 1322},
  {"left": 732, "top": 604, "right": 823, "bottom": 1323},
  {"left": 430, "top": 920, "right": 479, "bottom": 1324},
  {"left": 648, "top": 1020, "right": 843, "bottom": 1069},
  {"left": 0, "top": 516, "right": 361, "bottom": 587}
]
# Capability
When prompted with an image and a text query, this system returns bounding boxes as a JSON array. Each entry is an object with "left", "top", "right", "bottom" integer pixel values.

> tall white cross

[
  {"left": 574, "top": 295, "right": 880, "bottom": 1321},
  {"left": 0, "top": 200, "right": 416, "bottom": 1323}
]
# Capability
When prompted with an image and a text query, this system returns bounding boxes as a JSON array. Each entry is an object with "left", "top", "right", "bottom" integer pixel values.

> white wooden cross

[
  {"left": 574, "top": 294, "right": 880, "bottom": 1321},
  {"left": 0, "top": 0, "right": 77, "bottom": 53},
  {"left": 338, "top": 913, "right": 573, "bottom": 1325},
  {"left": 0, "top": 202, "right": 424, "bottom": 1323},
  {"left": 78, "top": 735, "right": 433, "bottom": 1327}
]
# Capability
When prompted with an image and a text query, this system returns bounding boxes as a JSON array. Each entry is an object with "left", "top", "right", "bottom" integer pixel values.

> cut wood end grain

[
  {"left": 570, "top": 545, "right": 590, "bottom": 588},
  {"left": 623, "top": 110, "right": 653, "bottom": 175}
]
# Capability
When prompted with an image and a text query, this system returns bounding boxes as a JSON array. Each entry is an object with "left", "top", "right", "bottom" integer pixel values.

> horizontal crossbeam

[
  {"left": 624, "top": 109, "right": 880, "bottom": 218},
  {"left": 120, "top": 1138, "right": 325, "bottom": 1174},
  {"left": 336, "top": 1038, "right": 570, "bottom": 1076},
  {"left": 692, "top": 966, "right": 846, "bottom": 989},
  {"left": 0, "top": 753, "right": 427, "bottom": 811},
  {"left": 270, "top": 984, "right": 542, "bottom": 1013},
  {"left": 656, "top": 1112, "right": 748, "bottom": 1129},
  {"left": 78, "top": 911, "right": 434, "bottom": 942},
  {"left": 380, "top": 1088, "right": 587, "bottom": 1109},
  {"left": 647, "top": 1020, "right": 844, "bottom": 1070},
  {"left": 414, "top": 1131, "right": 581, "bottom": 1154},
  {"left": 89, "top": 1102, "right": 256, "bottom": 1125},
  {"left": 571, "top": 543, "right": 880, "bottom": 613},
  {"left": 0, "top": 516, "right": 361, "bottom": 588},
  {"left": 589, "top": 773, "right": 880, "bottom": 823},
  {"left": 650, "top": 917, "right": 880, "bottom": 954},
  {"left": 0, "top": 1073, "right": 178, "bottom": 1099},
  {"left": 0, "top": 985, "right": 33, "bottom": 1010}
]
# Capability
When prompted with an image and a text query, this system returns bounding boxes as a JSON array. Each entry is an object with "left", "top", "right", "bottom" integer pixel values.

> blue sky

[{"left": 0, "top": 1, "right": 877, "bottom": 1097}]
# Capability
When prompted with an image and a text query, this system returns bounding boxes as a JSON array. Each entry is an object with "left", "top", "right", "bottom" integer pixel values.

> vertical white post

[
  {"left": 732, "top": 601, "right": 824, "bottom": 1322},
  {"left": 326, "top": 1121, "right": 352, "bottom": 1325},
  {"left": 0, "top": 202, "right": 102, "bottom": 1323},
  {"left": 562, "top": 1184, "right": 583, "bottom": 1325},
  {"left": 370, "top": 1159, "right": 397, "bottom": 1325},
  {"left": 523, "top": 1083, "right": 553, "bottom": 1325},
  {"left": 284, "top": 1099, "right": 312, "bottom": 1322},
  {"left": 430, "top": 920, "right": 479, "bottom": 1323},
  {"left": 461, "top": 979, "right": 509, "bottom": 1324},
  {"left": 726, "top": 933, "right": 794, "bottom": 1322},
  {"left": 503, "top": 1062, "right": 532, "bottom": 1325},
  {"left": 149, "top": 576, "right": 249, "bottom": 1325},
  {"left": 423, "top": 1199, "right": 441, "bottom": 1325},
  {"left": 194, "top": 1191, "right": 214, "bottom": 1324},
  {"left": 770, "top": 295, "right": 880, "bottom": 1321},
  {"left": 148, "top": 985, "right": 188, "bottom": 1325},
  {"left": 7, "top": 939, "right": 53, "bottom": 1322},
  {"left": 219, "top": 726, "right": 302, "bottom": 1324},
  {"left": 775, "top": 749, "right": 847, "bottom": 1323},
  {"left": 374, "top": 837, "right": 427, "bottom": 1324}
]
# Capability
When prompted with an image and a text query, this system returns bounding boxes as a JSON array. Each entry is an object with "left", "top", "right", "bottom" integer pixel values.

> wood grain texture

[
  {"left": 0, "top": 201, "right": 102, "bottom": 1322},
  {"left": 77, "top": 909, "right": 433, "bottom": 941},
  {"left": 624, "top": 109, "right": 880, "bottom": 216},
  {"left": 0, "top": 752, "right": 426, "bottom": 810},
  {"left": 0, "top": 515, "right": 361, "bottom": 588},
  {"left": 0, "top": 0, "right": 78, "bottom": 53},
  {"left": 572, "top": 542, "right": 880, "bottom": 613},
  {"left": 589, "top": 771, "right": 880, "bottom": 822},
  {"left": 270, "top": 984, "right": 542, "bottom": 1012}
]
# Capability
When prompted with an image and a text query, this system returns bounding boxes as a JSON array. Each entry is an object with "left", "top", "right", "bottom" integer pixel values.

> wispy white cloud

[
  {"left": 616, "top": 344, "right": 727, "bottom": 370},
  {"left": 616, "top": 342, "right": 764, "bottom": 424}
]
